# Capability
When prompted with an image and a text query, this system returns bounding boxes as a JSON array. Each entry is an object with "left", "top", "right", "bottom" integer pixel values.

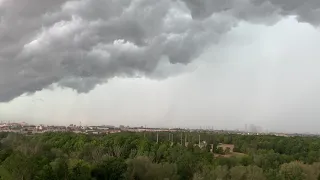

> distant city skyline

[{"left": 0, "top": 119, "right": 311, "bottom": 135}]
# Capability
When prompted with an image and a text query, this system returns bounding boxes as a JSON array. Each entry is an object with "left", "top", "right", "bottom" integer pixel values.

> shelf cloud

[{"left": 0, "top": 0, "right": 319, "bottom": 102}]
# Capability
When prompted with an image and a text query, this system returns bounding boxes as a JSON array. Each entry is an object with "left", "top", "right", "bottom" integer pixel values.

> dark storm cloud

[
  {"left": 0, "top": 0, "right": 319, "bottom": 102},
  {"left": 250, "top": 0, "right": 320, "bottom": 24}
]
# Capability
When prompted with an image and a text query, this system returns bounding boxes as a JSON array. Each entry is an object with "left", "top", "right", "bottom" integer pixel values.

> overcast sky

[{"left": 1, "top": 0, "right": 320, "bottom": 133}]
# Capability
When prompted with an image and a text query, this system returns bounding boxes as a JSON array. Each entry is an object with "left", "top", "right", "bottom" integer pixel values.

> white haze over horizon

[{"left": 1, "top": 0, "right": 320, "bottom": 134}]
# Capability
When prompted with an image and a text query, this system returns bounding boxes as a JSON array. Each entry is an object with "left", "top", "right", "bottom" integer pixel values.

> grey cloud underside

[{"left": 0, "top": 0, "right": 319, "bottom": 102}]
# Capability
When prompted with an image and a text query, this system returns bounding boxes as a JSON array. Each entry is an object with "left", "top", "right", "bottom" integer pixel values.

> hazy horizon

[{"left": 2, "top": 0, "right": 320, "bottom": 134}]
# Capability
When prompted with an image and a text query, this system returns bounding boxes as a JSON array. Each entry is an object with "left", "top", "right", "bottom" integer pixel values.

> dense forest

[{"left": 0, "top": 131, "right": 320, "bottom": 180}]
